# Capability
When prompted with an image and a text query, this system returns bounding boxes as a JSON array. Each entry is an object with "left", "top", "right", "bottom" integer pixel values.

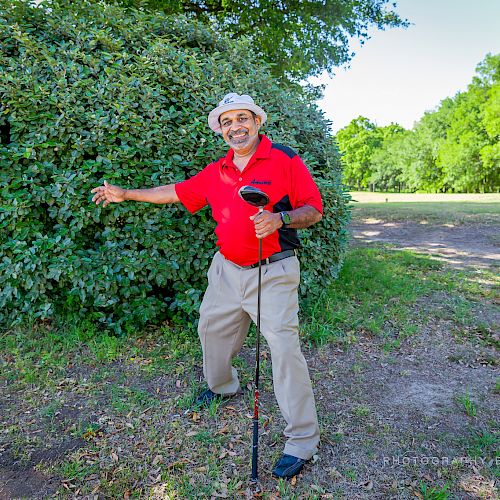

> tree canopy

[
  {"left": 335, "top": 116, "right": 381, "bottom": 190},
  {"left": 0, "top": 0, "right": 350, "bottom": 332},
  {"left": 335, "top": 53, "right": 500, "bottom": 193},
  {"left": 102, "top": 0, "right": 407, "bottom": 80}
]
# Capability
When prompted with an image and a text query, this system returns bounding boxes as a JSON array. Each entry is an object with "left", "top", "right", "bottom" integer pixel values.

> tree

[
  {"left": 100, "top": 0, "right": 407, "bottom": 80},
  {"left": 438, "top": 54, "right": 500, "bottom": 193},
  {"left": 343, "top": 53, "right": 500, "bottom": 194},
  {"left": 0, "top": 0, "right": 350, "bottom": 331},
  {"left": 335, "top": 116, "right": 382, "bottom": 190},
  {"left": 480, "top": 82, "right": 500, "bottom": 187},
  {"left": 369, "top": 124, "right": 408, "bottom": 192},
  {"left": 399, "top": 98, "right": 456, "bottom": 193}
]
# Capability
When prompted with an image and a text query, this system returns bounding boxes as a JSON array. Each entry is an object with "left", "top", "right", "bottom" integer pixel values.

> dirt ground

[
  {"left": 1, "top": 215, "right": 498, "bottom": 499},
  {"left": 350, "top": 219, "right": 500, "bottom": 270}
]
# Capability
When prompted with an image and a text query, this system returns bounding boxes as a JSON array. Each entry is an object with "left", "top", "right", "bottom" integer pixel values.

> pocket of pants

[
  {"left": 280, "top": 256, "right": 300, "bottom": 286},
  {"left": 207, "top": 253, "right": 223, "bottom": 286}
]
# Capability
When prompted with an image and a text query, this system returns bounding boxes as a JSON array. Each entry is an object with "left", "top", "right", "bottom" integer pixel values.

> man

[{"left": 91, "top": 93, "right": 322, "bottom": 479}]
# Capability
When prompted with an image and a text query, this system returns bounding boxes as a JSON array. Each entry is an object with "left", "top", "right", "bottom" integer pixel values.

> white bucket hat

[{"left": 208, "top": 93, "right": 267, "bottom": 134}]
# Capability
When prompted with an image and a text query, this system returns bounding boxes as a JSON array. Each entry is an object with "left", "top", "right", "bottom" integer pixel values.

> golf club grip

[{"left": 251, "top": 417, "right": 258, "bottom": 479}]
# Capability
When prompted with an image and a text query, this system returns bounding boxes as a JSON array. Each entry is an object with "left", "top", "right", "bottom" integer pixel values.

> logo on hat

[{"left": 208, "top": 93, "right": 267, "bottom": 134}]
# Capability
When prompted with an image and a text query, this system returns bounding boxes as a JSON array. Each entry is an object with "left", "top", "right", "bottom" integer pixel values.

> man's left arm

[{"left": 284, "top": 205, "right": 322, "bottom": 229}]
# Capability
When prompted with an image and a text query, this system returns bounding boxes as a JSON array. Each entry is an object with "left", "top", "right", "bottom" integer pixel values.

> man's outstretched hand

[{"left": 91, "top": 181, "right": 126, "bottom": 207}]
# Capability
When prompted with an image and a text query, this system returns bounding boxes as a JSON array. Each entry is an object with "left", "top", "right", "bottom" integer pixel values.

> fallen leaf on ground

[
  {"left": 165, "top": 458, "right": 190, "bottom": 470},
  {"left": 359, "top": 480, "right": 373, "bottom": 490}
]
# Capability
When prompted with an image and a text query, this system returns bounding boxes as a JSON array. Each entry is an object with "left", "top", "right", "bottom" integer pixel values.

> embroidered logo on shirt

[{"left": 251, "top": 179, "right": 272, "bottom": 185}]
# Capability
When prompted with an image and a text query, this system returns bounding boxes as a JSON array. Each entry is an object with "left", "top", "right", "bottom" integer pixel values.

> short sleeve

[
  {"left": 174, "top": 164, "right": 213, "bottom": 214},
  {"left": 289, "top": 156, "right": 323, "bottom": 214}
]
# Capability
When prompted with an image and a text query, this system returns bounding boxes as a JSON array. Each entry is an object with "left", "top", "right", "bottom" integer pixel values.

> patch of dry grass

[
  {"left": 349, "top": 192, "right": 500, "bottom": 225},
  {"left": 350, "top": 192, "right": 500, "bottom": 204}
]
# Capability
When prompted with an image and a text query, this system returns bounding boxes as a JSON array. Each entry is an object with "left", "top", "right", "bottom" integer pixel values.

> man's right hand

[{"left": 91, "top": 181, "right": 126, "bottom": 207}]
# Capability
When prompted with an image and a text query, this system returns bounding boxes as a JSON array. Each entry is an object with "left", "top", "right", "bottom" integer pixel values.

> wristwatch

[{"left": 280, "top": 211, "right": 292, "bottom": 228}]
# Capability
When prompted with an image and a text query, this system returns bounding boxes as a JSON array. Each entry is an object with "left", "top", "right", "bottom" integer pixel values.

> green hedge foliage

[{"left": 0, "top": 0, "right": 350, "bottom": 333}]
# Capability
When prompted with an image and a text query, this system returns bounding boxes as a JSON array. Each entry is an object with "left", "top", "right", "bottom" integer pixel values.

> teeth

[{"left": 230, "top": 131, "right": 248, "bottom": 139}]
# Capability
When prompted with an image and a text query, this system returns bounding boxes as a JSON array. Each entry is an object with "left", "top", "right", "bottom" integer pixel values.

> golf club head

[{"left": 238, "top": 185, "right": 269, "bottom": 208}]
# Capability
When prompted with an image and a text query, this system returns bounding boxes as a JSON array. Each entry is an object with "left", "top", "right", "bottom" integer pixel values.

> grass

[
  {"left": 352, "top": 202, "right": 500, "bottom": 225},
  {"left": 57, "top": 457, "right": 99, "bottom": 482},
  {"left": 464, "top": 429, "right": 499, "bottom": 465},
  {"left": 2, "top": 244, "right": 497, "bottom": 498},
  {"left": 350, "top": 191, "right": 500, "bottom": 225},
  {"left": 350, "top": 191, "right": 500, "bottom": 202},
  {"left": 455, "top": 393, "right": 477, "bottom": 417},
  {"left": 301, "top": 246, "right": 496, "bottom": 349},
  {"left": 418, "top": 481, "right": 451, "bottom": 500},
  {"left": 1, "top": 196, "right": 499, "bottom": 499},
  {"left": 0, "top": 316, "right": 201, "bottom": 390}
]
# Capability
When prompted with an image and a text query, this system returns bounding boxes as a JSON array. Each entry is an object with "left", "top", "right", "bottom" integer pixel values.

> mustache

[{"left": 228, "top": 129, "right": 248, "bottom": 139}]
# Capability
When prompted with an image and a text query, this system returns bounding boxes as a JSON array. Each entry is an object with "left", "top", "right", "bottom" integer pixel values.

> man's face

[{"left": 219, "top": 109, "right": 261, "bottom": 154}]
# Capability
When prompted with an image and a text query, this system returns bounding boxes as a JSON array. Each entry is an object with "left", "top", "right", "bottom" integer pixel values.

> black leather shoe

[
  {"left": 193, "top": 388, "right": 223, "bottom": 407},
  {"left": 272, "top": 454, "right": 306, "bottom": 479}
]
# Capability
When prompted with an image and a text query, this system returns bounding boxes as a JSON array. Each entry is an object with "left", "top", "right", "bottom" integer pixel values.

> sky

[{"left": 311, "top": 0, "right": 500, "bottom": 132}]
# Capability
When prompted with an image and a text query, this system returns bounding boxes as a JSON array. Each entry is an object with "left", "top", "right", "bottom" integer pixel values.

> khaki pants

[{"left": 198, "top": 251, "right": 320, "bottom": 460}]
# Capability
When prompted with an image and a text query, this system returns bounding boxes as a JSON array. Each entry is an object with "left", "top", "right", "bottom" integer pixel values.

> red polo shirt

[{"left": 175, "top": 135, "right": 322, "bottom": 266}]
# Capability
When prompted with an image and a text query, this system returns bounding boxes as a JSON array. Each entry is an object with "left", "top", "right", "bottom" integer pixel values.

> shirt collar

[{"left": 222, "top": 134, "right": 271, "bottom": 168}]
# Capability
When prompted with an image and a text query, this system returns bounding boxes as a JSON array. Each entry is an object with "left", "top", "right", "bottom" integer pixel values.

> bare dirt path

[
  {"left": 340, "top": 213, "right": 499, "bottom": 498},
  {"left": 350, "top": 220, "right": 500, "bottom": 269}
]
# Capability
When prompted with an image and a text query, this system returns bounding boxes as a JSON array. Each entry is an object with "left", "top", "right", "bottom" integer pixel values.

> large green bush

[{"left": 0, "top": 0, "right": 350, "bottom": 333}]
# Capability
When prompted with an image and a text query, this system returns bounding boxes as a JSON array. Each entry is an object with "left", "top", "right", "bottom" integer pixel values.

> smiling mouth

[
  {"left": 229, "top": 133, "right": 249, "bottom": 145},
  {"left": 229, "top": 129, "right": 248, "bottom": 141}
]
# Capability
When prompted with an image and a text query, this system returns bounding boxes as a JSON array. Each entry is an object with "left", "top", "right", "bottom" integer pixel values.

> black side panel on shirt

[
  {"left": 271, "top": 143, "right": 297, "bottom": 159},
  {"left": 273, "top": 195, "right": 300, "bottom": 251}
]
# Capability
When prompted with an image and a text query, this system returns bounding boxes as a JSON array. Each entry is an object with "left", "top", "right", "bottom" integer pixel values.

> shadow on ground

[{"left": 350, "top": 220, "right": 499, "bottom": 270}]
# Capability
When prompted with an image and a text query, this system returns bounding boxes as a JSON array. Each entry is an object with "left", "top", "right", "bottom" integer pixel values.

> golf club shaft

[{"left": 251, "top": 209, "right": 263, "bottom": 481}]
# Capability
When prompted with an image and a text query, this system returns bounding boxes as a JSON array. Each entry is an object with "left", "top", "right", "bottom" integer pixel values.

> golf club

[{"left": 238, "top": 185, "right": 270, "bottom": 482}]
